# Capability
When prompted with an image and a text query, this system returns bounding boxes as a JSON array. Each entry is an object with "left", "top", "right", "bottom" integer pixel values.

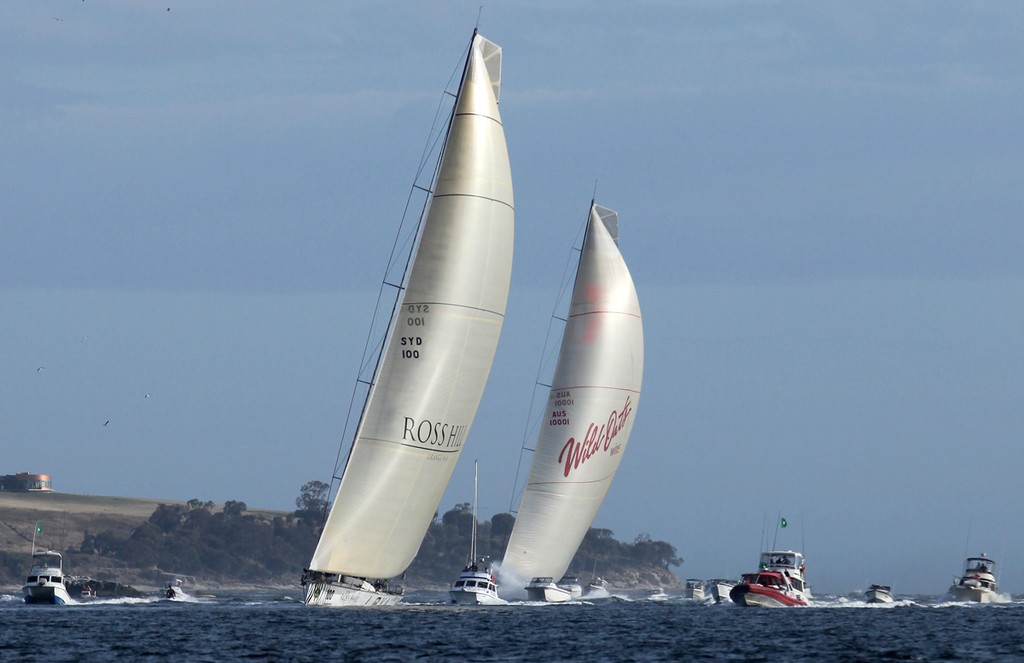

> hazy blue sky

[{"left": 3, "top": 1, "right": 1022, "bottom": 595}]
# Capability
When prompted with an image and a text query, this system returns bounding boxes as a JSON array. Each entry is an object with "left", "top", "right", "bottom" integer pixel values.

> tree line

[{"left": 0, "top": 481, "right": 681, "bottom": 587}]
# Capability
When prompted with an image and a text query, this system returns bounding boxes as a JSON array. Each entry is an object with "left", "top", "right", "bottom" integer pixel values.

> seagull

[
  {"left": 37, "top": 367, "right": 44, "bottom": 372},
  {"left": 145, "top": 394, "right": 151, "bottom": 399}
]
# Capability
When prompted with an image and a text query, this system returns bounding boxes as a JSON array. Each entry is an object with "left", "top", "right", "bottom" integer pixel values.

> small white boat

[
  {"left": 450, "top": 564, "right": 502, "bottom": 605},
  {"left": 583, "top": 576, "right": 610, "bottom": 599},
  {"left": 448, "top": 462, "right": 504, "bottom": 605},
  {"left": 683, "top": 579, "right": 704, "bottom": 601},
  {"left": 707, "top": 579, "right": 737, "bottom": 603},
  {"left": 865, "top": 584, "right": 894, "bottom": 603},
  {"left": 524, "top": 576, "right": 582, "bottom": 602},
  {"left": 23, "top": 550, "right": 73, "bottom": 605},
  {"left": 643, "top": 587, "right": 669, "bottom": 601},
  {"left": 949, "top": 554, "right": 997, "bottom": 603},
  {"left": 730, "top": 550, "right": 811, "bottom": 607}
]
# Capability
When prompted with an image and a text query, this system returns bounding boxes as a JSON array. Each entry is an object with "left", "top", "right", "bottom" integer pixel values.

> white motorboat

[
  {"left": 643, "top": 587, "right": 669, "bottom": 601},
  {"left": 450, "top": 565, "right": 503, "bottom": 605},
  {"left": 502, "top": 203, "right": 644, "bottom": 603},
  {"left": 448, "top": 462, "right": 505, "bottom": 605},
  {"left": 707, "top": 579, "right": 737, "bottom": 603},
  {"left": 949, "top": 554, "right": 997, "bottom": 603},
  {"left": 584, "top": 576, "right": 610, "bottom": 599},
  {"left": 730, "top": 550, "right": 811, "bottom": 607},
  {"left": 865, "top": 584, "right": 894, "bottom": 603},
  {"left": 683, "top": 579, "right": 704, "bottom": 601},
  {"left": 302, "top": 28, "right": 514, "bottom": 608},
  {"left": 23, "top": 550, "right": 73, "bottom": 605},
  {"left": 525, "top": 577, "right": 574, "bottom": 603}
]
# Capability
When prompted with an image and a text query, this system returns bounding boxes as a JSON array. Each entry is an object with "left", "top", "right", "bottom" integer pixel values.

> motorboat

[
  {"left": 730, "top": 550, "right": 810, "bottom": 607},
  {"left": 683, "top": 578, "right": 705, "bottom": 601},
  {"left": 583, "top": 576, "right": 610, "bottom": 599},
  {"left": 865, "top": 584, "right": 894, "bottom": 603},
  {"left": 23, "top": 550, "right": 73, "bottom": 605},
  {"left": 449, "top": 563, "right": 503, "bottom": 605},
  {"left": 448, "top": 463, "right": 505, "bottom": 605},
  {"left": 643, "top": 587, "right": 669, "bottom": 601},
  {"left": 949, "top": 554, "right": 997, "bottom": 603},
  {"left": 707, "top": 578, "right": 737, "bottom": 603},
  {"left": 525, "top": 576, "right": 582, "bottom": 602}
]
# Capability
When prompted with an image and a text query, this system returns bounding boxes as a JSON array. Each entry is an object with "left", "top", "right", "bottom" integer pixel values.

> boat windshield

[
  {"left": 760, "top": 551, "right": 802, "bottom": 569},
  {"left": 965, "top": 557, "right": 995, "bottom": 574},
  {"left": 32, "top": 552, "right": 62, "bottom": 569}
]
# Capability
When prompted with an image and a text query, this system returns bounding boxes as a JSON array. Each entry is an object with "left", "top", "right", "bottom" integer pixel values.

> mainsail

[
  {"left": 502, "top": 203, "right": 643, "bottom": 583},
  {"left": 308, "top": 32, "right": 513, "bottom": 581}
]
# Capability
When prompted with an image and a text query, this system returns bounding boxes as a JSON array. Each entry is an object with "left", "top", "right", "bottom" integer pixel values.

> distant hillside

[{"left": 0, "top": 492, "right": 681, "bottom": 592}]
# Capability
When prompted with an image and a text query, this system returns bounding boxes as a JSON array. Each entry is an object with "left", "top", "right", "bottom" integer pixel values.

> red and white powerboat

[{"left": 730, "top": 550, "right": 810, "bottom": 607}]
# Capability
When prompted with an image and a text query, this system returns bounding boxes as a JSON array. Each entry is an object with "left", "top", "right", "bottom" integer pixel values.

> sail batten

[
  {"left": 308, "top": 33, "right": 513, "bottom": 582},
  {"left": 502, "top": 203, "right": 643, "bottom": 585}
]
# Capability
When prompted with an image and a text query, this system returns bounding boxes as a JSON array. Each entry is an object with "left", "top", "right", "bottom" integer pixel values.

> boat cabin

[
  {"left": 530, "top": 577, "right": 554, "bottom": 585},
  {"left": 760, "top": 550, "right": 804, "bottom": 572},
  {"left": 454, "top": 577, "right": 497, "bottom": 592},
  {"left": 740, "top": 571, "right": 792, "bottom": 589},
  {"left": 963, "top": 556, "right": 996, "bottom": 575}
]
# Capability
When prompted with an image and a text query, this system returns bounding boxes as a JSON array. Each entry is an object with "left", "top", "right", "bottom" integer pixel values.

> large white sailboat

[
  {"left": 302, "top": 30, "right": 514, "bottom": 608},
  {"left": 502, "top": 203, "right": 644, "bottom": 602}
]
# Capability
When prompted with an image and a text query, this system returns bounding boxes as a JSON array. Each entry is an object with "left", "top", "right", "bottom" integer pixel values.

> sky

[{"left": 3, "top": 1, "right": 1023, "bottom": 595}]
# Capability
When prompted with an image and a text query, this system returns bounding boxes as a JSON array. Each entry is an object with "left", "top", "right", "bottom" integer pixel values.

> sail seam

[
  {"left": 568, "top": 310, "right": 642, "bottom": 320},
  {"left": 432, "top": 192, "right": 514, "bottom": 212},
  {"left": 402, "top": 300, "right": 506, "bottom": 318},
  {"left": 360, "top": 437, "right": 462, "bottom": 454},
  {"left": 454, "top": 111, "right": 503, "bottom": 128}
]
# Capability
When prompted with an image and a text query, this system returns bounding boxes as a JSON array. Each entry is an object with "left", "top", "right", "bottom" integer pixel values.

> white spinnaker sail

[
  {"left": 309, "top": 33, "right": 513, "bottom": 579},
  {"left": 502, "top": 204, "right": 643, "bottom": 582}
]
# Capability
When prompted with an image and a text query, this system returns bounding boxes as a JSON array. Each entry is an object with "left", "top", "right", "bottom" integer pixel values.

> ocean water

[{"left": 2, "top": 590, "right": 1023, "bottom": 661}]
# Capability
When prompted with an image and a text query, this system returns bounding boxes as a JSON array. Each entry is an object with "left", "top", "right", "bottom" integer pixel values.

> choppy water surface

[{"left": 3, "top": 590, "right": 1023, "bottom": 661}]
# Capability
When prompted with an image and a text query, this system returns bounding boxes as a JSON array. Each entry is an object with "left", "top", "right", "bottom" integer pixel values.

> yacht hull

[{"left": 303, "top": 579, "right": 402, "bottom": 607}]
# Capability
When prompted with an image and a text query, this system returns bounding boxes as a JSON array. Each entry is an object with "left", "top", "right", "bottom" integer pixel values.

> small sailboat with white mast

[
  {"left": 502, "top": 202, "right": 644, "bottom": 603},
  {"left": 449, "top": 461, "right": 504, "bottom": 605},
  {"left": 302, "top": 29, "right": 514, "bottom": 608}
]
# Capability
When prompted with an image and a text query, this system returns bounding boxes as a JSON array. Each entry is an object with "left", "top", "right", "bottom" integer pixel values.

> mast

[{"left": 470, "top": 460, "right": 478, "bottom": 566}]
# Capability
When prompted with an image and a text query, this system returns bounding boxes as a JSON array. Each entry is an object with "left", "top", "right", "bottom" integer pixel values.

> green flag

[
  {"left": 780, "top": 517, "right": 788, "bottom": 528},
  {"left": 35, "top": 522, "right": 42, "bottom": 535}
]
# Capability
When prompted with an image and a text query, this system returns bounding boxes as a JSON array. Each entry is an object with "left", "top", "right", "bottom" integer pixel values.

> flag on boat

[
  {"left": 35, "top": 522, "right": 42, "bottom": 534},
  {"left": 780, "top": 517, "right": 787, "bottom": 528}
]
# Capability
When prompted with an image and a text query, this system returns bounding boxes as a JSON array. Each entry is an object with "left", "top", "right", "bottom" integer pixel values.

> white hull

[
  {"left": 949, "top": 584, "right": 995, "bottom": 603},
  {"left": 708, "top": 580, "right": 736, "bottom": 603},
  {"left": 525, "top": 580, "right": 573, "bottom": 603},
  {"left": 865, "top": 587, "right": 894, "bottom": 604},
  {"left": 449, "top": 588, "right": 506, "bottom": 605},
  {"left": 23, "top": 581, "right": 73, "bottom": 605},
  {"left": 683, "top": 580, "right": 704, "bottom": 601},
  {"left": 303, "top": 579, "right": 403, "bottom": 607}
]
